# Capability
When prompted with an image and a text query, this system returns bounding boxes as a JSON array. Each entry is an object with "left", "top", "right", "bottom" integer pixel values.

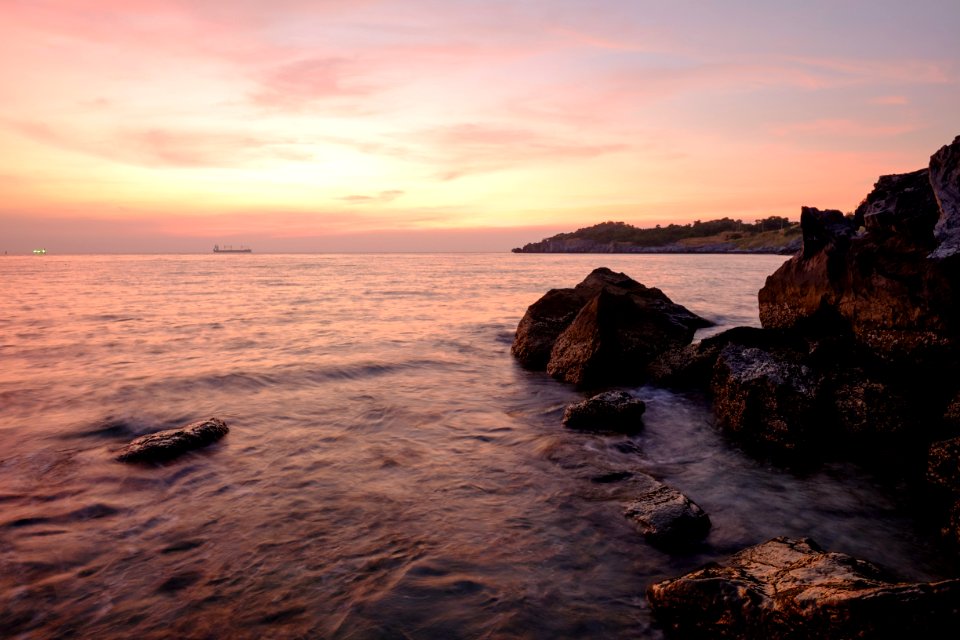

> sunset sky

[{"left": 1, "top": 0, "right": 958, "bottom": 252}]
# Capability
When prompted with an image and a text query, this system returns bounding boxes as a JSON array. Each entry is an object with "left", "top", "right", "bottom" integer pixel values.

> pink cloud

[
  {"left": 869, "top": 95, "right": 910, "bottom": 106},
  {"left": 340, "top": 190, "right": 405, "bottom": 204},
  {"left": 768, "top": 119, "right": 918, "bottom": 138},
  {"left": 7, "top": 120, "right": 312, "bottom": 167}
]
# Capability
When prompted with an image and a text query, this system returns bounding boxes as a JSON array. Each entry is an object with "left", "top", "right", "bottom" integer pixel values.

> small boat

[
  {"left": 32, "top": 248, "right": 46, "bottom": 255},
  {"left": 213, "top": 244, "right": 252, "bottom": 254}
]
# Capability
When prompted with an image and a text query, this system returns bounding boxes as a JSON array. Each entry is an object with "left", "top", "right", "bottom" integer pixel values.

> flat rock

[
  {"left": 648, "top": 537, "right": 960, "bottom": 639},
  {"left": 562, "top": 390, "right": 646, "bottom": 431},
  {"left": 116, "top": 418, "right": 229, "bottom": 463},
  {"left": 624, "top": 484, "right": 710, "bottom": 547}
]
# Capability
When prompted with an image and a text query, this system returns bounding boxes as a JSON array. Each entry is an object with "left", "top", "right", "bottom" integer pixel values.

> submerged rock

[
  {"left": 116, "top": 418, "right": 229, "bottom": 463},
  {"left": 562, "top": 390, "right": 646, "bottom": 431},
  {"left": 648, "top": 537, "right": 960, "bottom": 639},
  {"left": 624, "top": 485, "right": 710, "bottom": 547},
  {"left": 512, "top": 267, "right": 709, "bottom": 387}
]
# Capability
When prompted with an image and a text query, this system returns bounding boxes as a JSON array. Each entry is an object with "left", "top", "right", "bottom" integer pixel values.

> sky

[{"left": 1, "top": 0, "right": 958, "bottom": 253}]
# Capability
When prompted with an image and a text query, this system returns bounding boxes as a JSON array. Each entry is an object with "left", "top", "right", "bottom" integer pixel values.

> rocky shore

[{"left": 511, "top": 135, "right": 960, "bottom": 636}]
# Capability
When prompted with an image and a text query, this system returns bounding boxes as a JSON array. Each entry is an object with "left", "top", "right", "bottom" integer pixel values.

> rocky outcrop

[
  {"left": 648, "top": 537, "right": 960, "bottom": 639},
  {"left": 116, "top": 418, "right": 229, "bottom": 463},
  {"left": 512, "top": 268, "right": 709, "bottom": 387},
  {"left": 930, "top": 136, "right": 960, "bottom": 260},
  {"left": 929, "top": 437, "right": 960, "bottom": 545},
  {"left": 759, "top": 151, "right": 960, "bottom": 361},
  {"left": 561, "top": 390, "right": 646, "bottom": 431},
  {"left": 624, "top": 485, "right": 710, "bottom": 547}
]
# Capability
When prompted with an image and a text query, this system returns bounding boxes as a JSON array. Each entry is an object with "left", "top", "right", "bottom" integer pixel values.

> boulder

[
  {"left": 930, "top": 135, "right": 960, "bottom": 260},
  {"left": 512, "top": 267, "right": 655, "bottom": 369},
  {"left": 624, "top": 484, "right": 710, "bottom": 547},
  {"left": 561, "top": 390, "right": 646, "bottom": 431},
  {"left": 711, "top": 345, "right": 823, "bottom": 455},
  {"left": 513, "top": 267, "right": 709, "bottom": 386},
  {"left": 116, "top": 418, "right": 229, "bottom": 463},
  {"left": 647, "top": 537, "right": 960, "bottom": 639}
]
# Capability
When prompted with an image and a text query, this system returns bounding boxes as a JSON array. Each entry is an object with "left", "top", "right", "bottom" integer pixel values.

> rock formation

[
  {"left": 759, "top": 137, "right": 960, "bottom": 362},
  {"left": 648, "top": 537, "right": 960, "bottom": 639},
  {"left": 116, "top": 417, "right": 229, "bottom": 463},
  {"left": 624, "top": 485, "right": 710, "bottom": 547},
  {"left": 561, "top": 390, "right": 646, "bottom": 431},
  {"left": 512, "top": 267, "right": 709, "bottom": 387}
]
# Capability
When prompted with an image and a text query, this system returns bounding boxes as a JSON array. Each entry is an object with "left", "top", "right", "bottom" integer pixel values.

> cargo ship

[{"left": 213, "top": 244, "right": 252, "bottom": 253}]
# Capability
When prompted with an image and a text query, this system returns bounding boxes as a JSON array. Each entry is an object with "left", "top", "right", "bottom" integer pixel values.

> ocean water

[{"left": 0, "top": 253, "right": 947, "bottom": 639}]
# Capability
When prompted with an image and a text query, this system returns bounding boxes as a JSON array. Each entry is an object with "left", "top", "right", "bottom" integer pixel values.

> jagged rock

[
  {"left": 647, "top": 537, "right": 960, "bottom": 639},
  {"left": 647, "top": 327, "right": 799, "bottom": 388},
  {"left": 854, "top": 169, "right": 939, "bottom": 244},
  {"left": 624, "top": 485, "right": 710, "bottom": 546},
  {"left": 930, "top": 135, "right": 960, "bottom": 260},
  {"left": 760, "top": 197, "right": 960, "bottom": 360},
  {"left": 116, "top": 418, "right": 229, "bottom": 463},
  {"left": 512, "top": 267, "right": 657, "bottom": 369},
  {"left": 711, "top": 345, "right": 823, "bottom": 455},
  {"left": 512, "top": 268, "right": 709, "bottom": 386},
  {"left": 561, "top": 390, "right": 646, "bottom": 431}
]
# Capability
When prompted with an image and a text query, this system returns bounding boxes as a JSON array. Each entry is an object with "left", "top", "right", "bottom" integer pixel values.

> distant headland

[{"left": 511, "top": 218, "right": 801, "bottom": 254}]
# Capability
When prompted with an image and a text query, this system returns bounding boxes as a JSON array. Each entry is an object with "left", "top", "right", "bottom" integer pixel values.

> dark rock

[
  {"left": 624, "top": 484, "right": 710, "bottom": 546},
  {"left": 929, "top": 437, "right": 960, "bottom": 493},
  {"left": 759, "top": 144, "right": 960, "bottom": 361},
  {"left": 647, "top": 326, "right": 800, "bottom": 388},
  {"left": 116, "top": 418, "right": 229, "bottom": 463},
  {"left": 930, "top": 135, "right": 960, "bottom": 260},
  {"left": 561, "top": 390, "right": 646, "bottom": 431},
  {"left": 513, "top": 268, "right": 709, "bottom": 386},
  {"left": 711, "top": 344, "right": 823, "bottom": 455},
  {"left": 546, "top": 288, "right": 709, "bottom": 387},
  {"left": 854, "top": 169, "right": 939, "bottom": 245},
  {"left": 512, "top": 267, "right": 652, "bottom": 369},
  {"left": 648, "top": 536, "right": 960, "bottom": 639}
]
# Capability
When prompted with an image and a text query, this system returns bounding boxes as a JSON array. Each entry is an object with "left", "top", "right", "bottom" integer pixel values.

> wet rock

[
  {"left": 624, "top": 485, "right": 710, "bottom": 547},
  {"left": 711, "top": 345, "right": 823, "bottom": 455},
  {"left": 116, "top": 418, "right": 229, "bottom": 463},
  {"left": 562, "top": 390, "right": 646, "bottom": 431},
  {"left": 930, "top": 135, "right": 960, "bottom": 260},
  {"left": 513, "top": 268, "right": 709, "bottom": 385},
  {"left": 648, "top": 536, "right": 960, "bottom": 639},
  {"left": 511, "top": 267, "right": 646, "bottom": 369}
]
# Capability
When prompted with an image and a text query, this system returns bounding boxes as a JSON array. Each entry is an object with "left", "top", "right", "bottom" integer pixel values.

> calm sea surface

[{"left": 0, "top": 254, "right": 947, "bottom": 638}]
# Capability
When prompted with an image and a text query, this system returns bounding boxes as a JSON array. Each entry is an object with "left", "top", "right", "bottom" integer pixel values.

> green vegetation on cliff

[{"left": 512, "top": 217, "right": 801, "bottom": 253}]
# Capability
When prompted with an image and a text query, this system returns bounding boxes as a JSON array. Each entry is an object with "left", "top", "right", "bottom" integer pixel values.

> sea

[{"left": 0, "top": 253, "right": 948, "bottom": 639}]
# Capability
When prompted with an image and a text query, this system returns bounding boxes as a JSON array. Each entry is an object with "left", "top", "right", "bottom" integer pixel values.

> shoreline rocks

[
  {"left": 116, "top": 418, "right": 229, "bottom": 463},
  {"left": 648, "top": 537, "right": 960, "bottom": 639},
  {"left": 561, "top": 390, "right": 646, "bottom": 431},
  {"left": 512, "top": 267, "right": 710, "bottom": 387},
  {"left": 624, "top": 485, "right": 710, "bottom": 547}
]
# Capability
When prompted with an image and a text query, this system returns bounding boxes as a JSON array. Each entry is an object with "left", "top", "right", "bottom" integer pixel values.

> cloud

[
  {"left": 768, "top": 119, "right": 918, "bottom": 138},
  {"left": 7, "top": 120, "right": 313, "bottom": 168},
  {"left": 869, "top": 95, "right": 910, "bottom": 106},
  {"left": 406, "top": 123, "right": 629, "bottom": 179},
  {"left": 340, "top": 190, "right": 405, "bottom": 204},
  {"left": 249, "top": 57, "right": 376, "bottom": 111}
]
